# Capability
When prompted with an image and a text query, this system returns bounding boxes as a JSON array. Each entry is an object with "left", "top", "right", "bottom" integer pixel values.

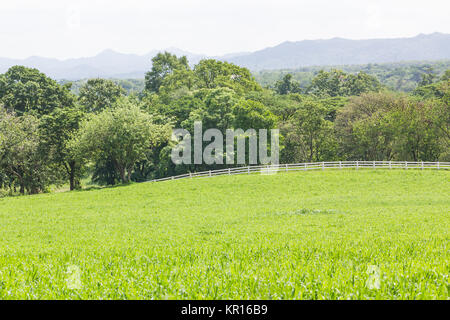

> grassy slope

[{"left": 0, "top": 170, "right": 448, "bottom": 299}]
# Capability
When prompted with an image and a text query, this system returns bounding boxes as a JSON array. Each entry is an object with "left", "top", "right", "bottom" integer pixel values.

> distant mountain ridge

[
  {"left": 0, "top": 33, "right": 449, "bottom": 80},
  {"left": 0, "top": 49, "right": 206, "bottom": 80},
  {"left": 228, "top": 33, "right": 450, "bottom": 70}
]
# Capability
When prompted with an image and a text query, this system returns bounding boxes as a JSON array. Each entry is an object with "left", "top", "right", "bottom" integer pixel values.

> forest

[
  {"left": 255, "top": 60, "right": 450, "bottom": 92},
  {"left": 0, "top": 52, "right": 449, "bottom": 195}
]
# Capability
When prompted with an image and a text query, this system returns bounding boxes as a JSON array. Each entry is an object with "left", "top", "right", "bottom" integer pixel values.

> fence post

[
  {"left": 356, "top": 161, "right": 359, "bottom": 170},
  {"left": 304, "top": 163, "right": 307, "bottom": 170},
  {"left": 389, "top": 161, "right": 392, "bottom": 169},
  {"left": 421, "top": 161, "right": 424, "bottom": 170},
  {"left": 405, "top": 161, "right": 407, "bottom": 170},
  {"left": 247, "top": 166, "right": 250, "bottom": 174},
  {"left": 209, "top": 170, "right": 211, "bottom": 177},
  {"left": 171, "top": 176, "right": 174, "bottom": 180},
  {"left": 228, "top": 168, "right": 231, "bottom": 175},
  {"left": 285, "top": 164, "right": 288, "bottom": 172},
  {"left": 189, "top": 172, "right": 192, "bottom": 178},
  {"left": 437, "top": 162, "right": 440, "bottom": 170},
  {"left": 322, "top": 162, "right": 325, "bottom": 170},
  {"left": 339, "top": 161, "right": 342, "bottom": 169},
  {"left": 373, "top": 161, "right": 375, "bottom": 169}
]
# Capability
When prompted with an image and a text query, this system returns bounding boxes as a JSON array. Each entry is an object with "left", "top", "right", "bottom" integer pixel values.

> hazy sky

[{"left": 1, "top": 0, "right": 449, "bottom": 59}]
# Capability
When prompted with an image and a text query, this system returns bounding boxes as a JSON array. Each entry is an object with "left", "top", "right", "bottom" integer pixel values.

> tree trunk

[
  {"left": 119, "top": 166, "right": 126, "bottom": 184},
  {"left": 68, "top": 161, "right": 80, "bottom": 191},
  {"left": 126, "top": 165, "right": 133, "bottom": 183},
  {"left": 112, "top": 159, "right": 126, "bottom": 184},
  {"left": 69, "top": 167, "right": 75, "bottom": 191}
]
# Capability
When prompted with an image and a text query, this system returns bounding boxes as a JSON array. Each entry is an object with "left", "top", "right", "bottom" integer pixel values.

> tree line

[
  {"left": 0, "top": 53, "right": 449, "bottom": 195},
  {"left": 255, "top": 60, "right": 450, "bottom": 92}
]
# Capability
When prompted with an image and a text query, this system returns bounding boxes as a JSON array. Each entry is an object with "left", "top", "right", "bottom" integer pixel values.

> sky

[{"left": 1, "top": 0, "right": 449, "bottom": 59}]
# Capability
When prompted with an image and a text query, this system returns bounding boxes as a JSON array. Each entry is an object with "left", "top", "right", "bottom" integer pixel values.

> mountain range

[{"left": 1, "top": 33, "right": 449, "bottom": 80}]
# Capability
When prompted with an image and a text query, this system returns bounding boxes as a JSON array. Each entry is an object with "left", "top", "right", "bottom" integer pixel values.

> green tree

[
  {"left": 307, "top": 69, "right": 345, "bottom": 97},
  {"left": 0, "top": 107, "right": 53, "bottom": 194},
  {"left": 78, "top": 78, "right": 125, "bottom": 113},
  {"left": 274, "top": 74, "right": 301, "bottom": 95},
  {"left": 335, "top": 92, "right": 399, "bottom": 160},
  {"left": 281, "top": 99, "right": 337, "bottom": 163},
  {"left": 75, "top": 98, "right": 171, "bottom": 184},
  {"left": 39, "top": 106, "right": 85, "bottom": 190},
  {"left": 233, "top": 99, "right": 277, "bottom": 130},
  {"left": 193, "top": 59, "right": 261, "bottom": 94},
  {"left": 440, "top": 69, "right": 450, "bottom": 82},
  {"left": 335, "top": 92, "right": 444, "bottom": 161},
  {"left": 418, "top": 66, "right": 436, "bottom": 86},
  {"left": 307, "top": 69, "right": 381, "bottom": 97},
  {"left": 0, "top": 66, "right": 75, "bottom": 116},
  {"left": 145, "top": 52, "right": 189, "bottom": 93},
  {"left": 144, "top": 93, "right": 204, "bottom": 127},
  {"left": 344, "top": 72, "right": 382, "bottom": 96},
  {"left": 246, "top": 90, "right": 303, "bottom": 122},
  {"left": 183, "top": 88, "right": 238, "bottom": 133}
]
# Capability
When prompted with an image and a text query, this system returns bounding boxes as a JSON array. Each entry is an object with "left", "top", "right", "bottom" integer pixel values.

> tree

[
  {"left": 418, "top": 66, "right": 436, "bottom": 86},
  {"left": 441, "top": 69, "right": 450, "bottom": 82},
  {"left": 157, "top": 68, "right": 197, "bottom": 104},
  {"left": 335, "top": 92, "right": 399, "bottom": 160},
  {"left": 343, "top": 72, "right": 382, "bottom": 96},
  {"left": 75, "top": 98, "right": 171, "bottom": 184},
  {"left": 412, "top": 78, "right": 450, "bottom": 160},
  {"left": 193, "top": 59, "right": 261, "bottom": 94},
  {"left": 281, "top": 99, "right": 337, "bottom": 163},
  {"left": 0, "top": 107, "right": 53, "bottom": 194},
  {"left": 307, "top": 70, "right": 346, "bottom": 97},
  {"left": 274, "top": 74, "right": 301, "bottom": 95},
  {"left": 335, "top": 92, "right": 444, "bottom": 161},
  {"left": 183, "top": 88, "right": 238, "bottom": 133},
  {"left": 145, "top": 52, "right": 189, "bottom": 93},
  {"left": 430, "top": 97, "right": 450, "bottom": 161},
  {"left": 144, "top": 93, "right": 204, "bottom": 128},
  {"left": 246, "top": 90, "right": 303, "bottom": 122},
  {"left": 233, "top": 99, "right": 277, "bottom": 130},
  {"left": 307, "top": 69, "right": 381, "bottom": 97},
  {"left": 78, "top": 79, "right": 125, "bottom": 113},
  {"left": 0, "top": 66, "right": 75, "bottom": 116},
  {"left": 386, "top": 99, "right": 441, "bottom": 161},
  {"left": 39, "top": 106, "right": 85, "bottom": 190}
]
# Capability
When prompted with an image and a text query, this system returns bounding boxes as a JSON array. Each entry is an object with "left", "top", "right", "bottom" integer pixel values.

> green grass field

[{"left": 0, "top": 169, "right": 449, "bottom": 299}]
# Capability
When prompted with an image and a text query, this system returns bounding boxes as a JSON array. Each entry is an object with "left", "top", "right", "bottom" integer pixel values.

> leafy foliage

[
  {"left": 255, "top": 60, "right": 450, "bottom": 92},
  {"left": 0, "top": 66, "right": 75, "bottom": 116},
  {"left": 78, "top": 78, "right": 126, "bottom": 113},
  {"left": 74, "top": 98, "right": 171, "bottom": 183},
  {"left": 0, "top": 107, "right": 54, "bottom": 194},
  {"left": 145, "top": 52, "right": 190, "bottom": 93}
]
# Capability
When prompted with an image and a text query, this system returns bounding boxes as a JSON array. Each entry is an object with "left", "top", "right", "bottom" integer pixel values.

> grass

[{"left": 0, "top": 169, "right": 448, "bottom": 299}]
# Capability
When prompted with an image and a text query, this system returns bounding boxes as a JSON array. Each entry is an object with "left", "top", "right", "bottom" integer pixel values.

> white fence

[{"left": 149, "top": 161, "right": 450, "bottom": 183}]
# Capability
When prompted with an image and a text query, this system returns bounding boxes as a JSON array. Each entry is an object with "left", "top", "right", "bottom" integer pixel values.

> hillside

[
  {"left": 1, "top": 33, "right": 449, "bottom": 80},
  {"left": 0, "top": 49, "right": 206, "bottom": 80},
  {"left": 0, "top": 170, "right": 448, "bottom": 299},
  {"left": 229, "top": 33, "right": 450, "bottom": 70}
]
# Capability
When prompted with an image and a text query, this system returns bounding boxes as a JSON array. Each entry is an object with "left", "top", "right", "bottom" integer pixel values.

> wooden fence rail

[{"left": 147, "top": 161, "right": 450, "bottom": 183}]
